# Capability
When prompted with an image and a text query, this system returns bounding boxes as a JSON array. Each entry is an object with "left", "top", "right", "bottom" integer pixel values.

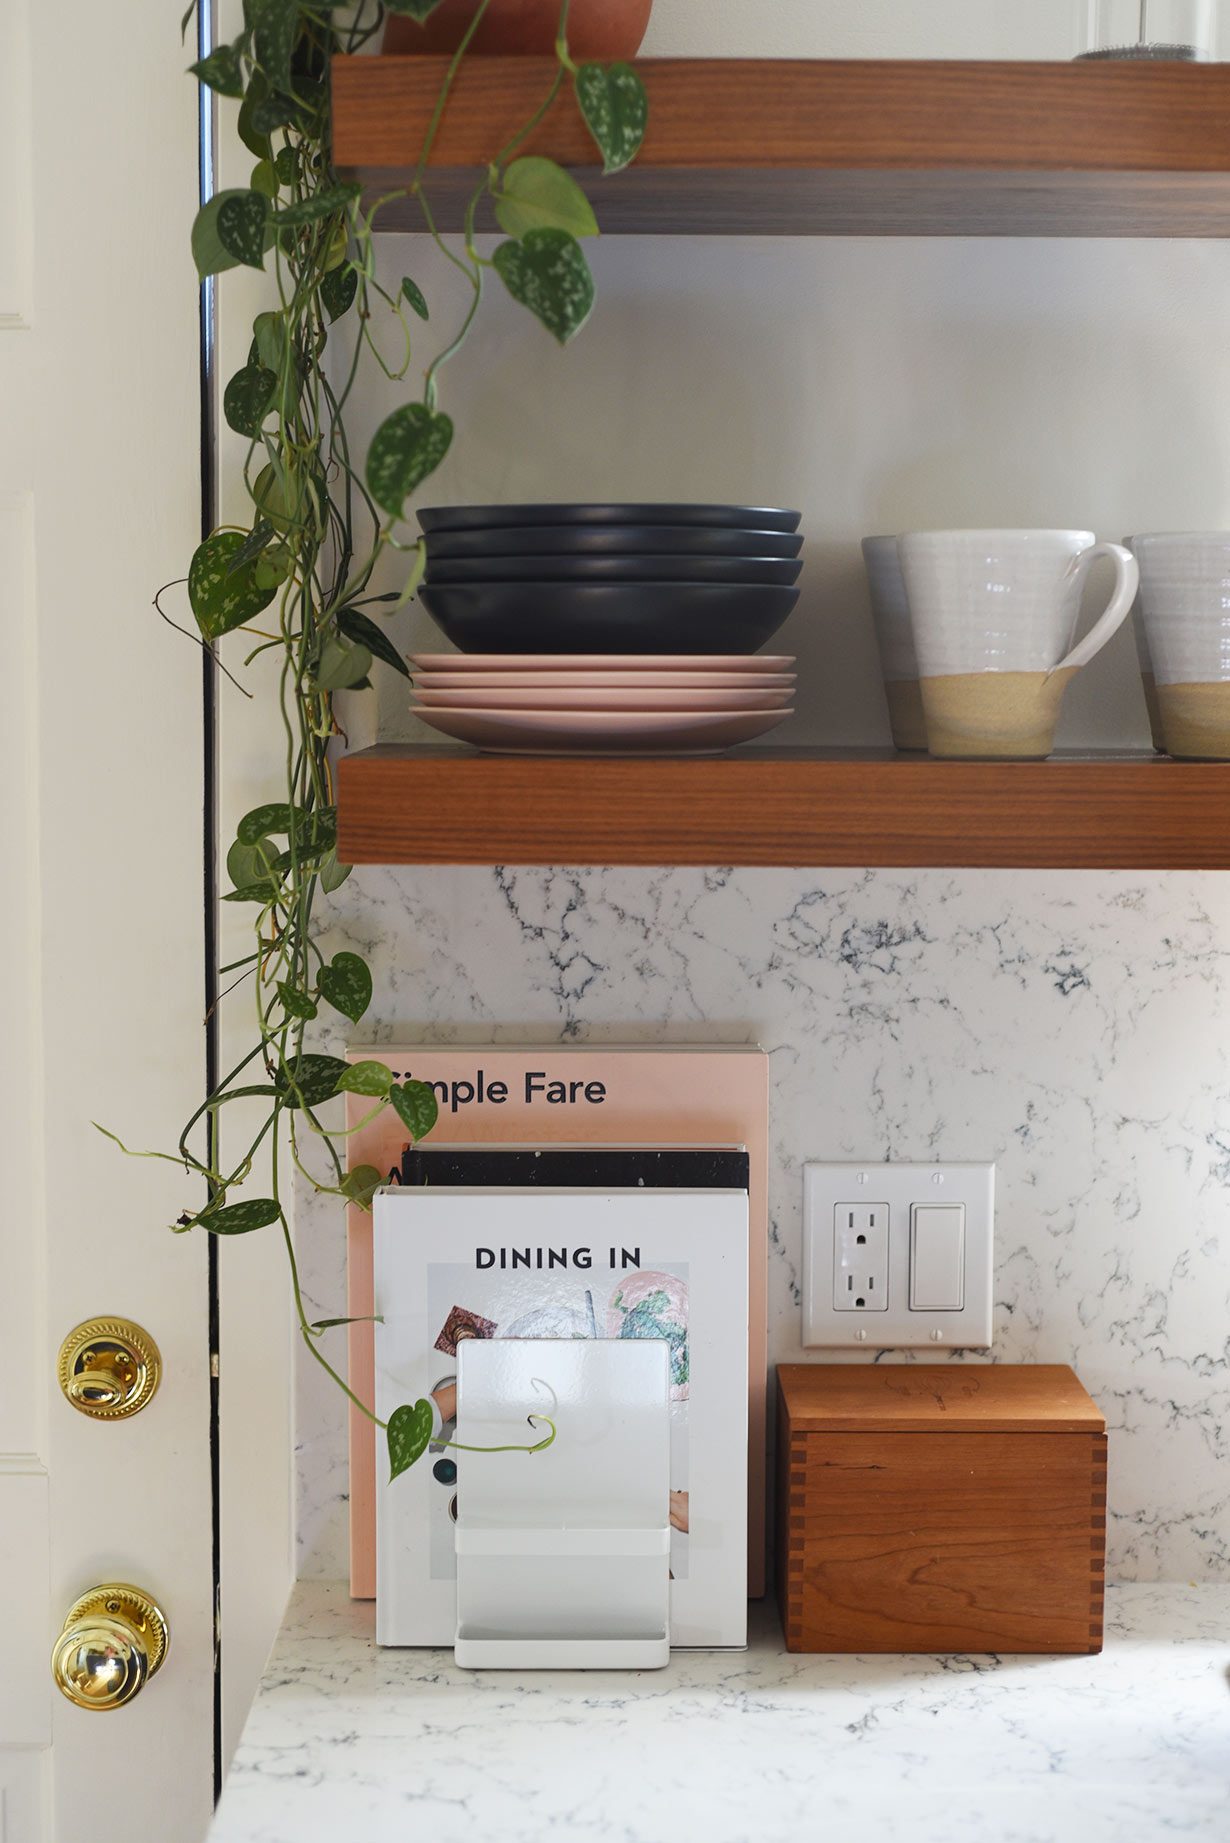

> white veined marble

[
  {"left": 208, "top": 1579, "right": 1230, "bottom": 1843},
  {"left": 291, "top": 866, "right": 1230, "bottom": 1588}
]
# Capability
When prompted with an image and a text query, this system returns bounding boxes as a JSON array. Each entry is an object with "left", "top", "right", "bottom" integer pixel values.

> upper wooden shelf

[
  {"left": 332, "top": 56, "right": 1230, "bottom": 236},
  {"left": 336, "top": 747, "right": 1230, "bottom": 869}
]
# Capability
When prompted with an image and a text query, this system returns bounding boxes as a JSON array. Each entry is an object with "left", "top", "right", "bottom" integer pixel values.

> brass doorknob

[
  {"left": 51, "top": 1585, "right": 169, "bottom": 1711},
  {"left": 57, "top": 1318, "right": 161, "bottom": 1419}
]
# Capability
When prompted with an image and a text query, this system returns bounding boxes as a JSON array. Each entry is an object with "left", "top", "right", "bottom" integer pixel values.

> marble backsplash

[{"left": 293, "top": 865, "right": 1230, "bottom": 1586}]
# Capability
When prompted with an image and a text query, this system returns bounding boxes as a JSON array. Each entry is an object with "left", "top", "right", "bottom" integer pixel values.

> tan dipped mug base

[
  {"left": 1158, "top": 682, "right": 1230, "bottom": 760},
  {"left": 1139, "top": 670, "right": 1167, "bottom": 754},
  {"left": 883, "top": 678, "right": 928, "bottom": 752},
  {"left": 920, "top": 669, "right": 1077, "bottom": 760}
]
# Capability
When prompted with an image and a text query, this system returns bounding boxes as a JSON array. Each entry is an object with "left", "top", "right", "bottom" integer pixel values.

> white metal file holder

[{"left": 454, "top": 1338, "right": 671, "bottom": 1669}]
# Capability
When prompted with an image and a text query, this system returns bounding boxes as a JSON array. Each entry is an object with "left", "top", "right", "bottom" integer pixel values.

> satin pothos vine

[{"left": 110, "top": 0, "right": 646, "bottom": 1478}]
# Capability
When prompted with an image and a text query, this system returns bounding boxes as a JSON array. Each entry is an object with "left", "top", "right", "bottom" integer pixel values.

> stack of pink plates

[{"left": 408, "top": 654, "right": 796, "bottom": 754}]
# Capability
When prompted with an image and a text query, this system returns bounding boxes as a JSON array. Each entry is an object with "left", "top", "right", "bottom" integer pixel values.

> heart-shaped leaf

[
  {"left": 493, "top": 156, "right": 598, "bottom": 241},
  {"left": 493, "top": 229, "right": 594, "bottom": 345},
  {"left": 227, "top": 836, "right": 279, "bottom": 892},
  {"left": 251, "top": 310, "right": 287, "bottom": 375},
  {"left": 275, "top": 1053, "right": 348, "bottom": 1109},
  {"left": 319, "top": 849, "right": 353, "bottom": 894},
  {"left": 274, "top": 145, "right": 300, "bottom": 187},
  {"left": 217, "top": 189, "right": 269, "bottom": 270},
  {"left": 274, "top": 183, "right": 360, "bottom": 228},
  {"left": 237, "top": 74, "right": 274, "bottom": 158},
  {"left": 224, "top": 365, "right": 277, "bottom": 438},
  {"left": 246, "top": 0, "right": 297, "bottom": 89},
  {"left": 383, "top": 0, "right": 447, "bottom": 17},
  {"left": 192, "top": 190, "right": 249, "bottom": 278},
  {"left": 201, "top": 1197, "right": 281, "bottom": 1234},
  {"left": 319, "top": 951, "right": 372, "bottom": 1022},
  {"left": 277, "top": 981, "right": 318, "bottom": 1021},
  {"left": 189, "top": 531, "right": 278, "bottom": 640},
  {"left": 400, "top": 276, "right": 429, "bottom": 321},
  {"left": 387, "top": 1399, "right": 434, "bottom": 1480},
  {"left": 366, "top": 404, "right": 453, "bottom": 522},
  {"left": 190, "top": 42, "right": 244, "bottom": 97},
  {"left": 313, "top": 636, "right": 372, "bottom": 693},
  {"left": 337, "top": 1061, "right": 393, "bottom": 1098},
  {"left": 575, "top": 62, "right": 649, "bottom": 174},
  {"left": 336, "top": 606, "right": 410, "bottom": 678},
  {"left": 340, "top": 1163, "right": 384, "bottom": 1209},
  {"left": 321, "top": 263, "right": 358, "bottom": 323},
  {"left": 237, "top": 802, "right": 298, "bottom": 843},
  {"left": 253, "top": 461, "right": 317, "bottom": 536},
  {"left": 391, "top": 1078, "right": 438, "bottom": 1142}
]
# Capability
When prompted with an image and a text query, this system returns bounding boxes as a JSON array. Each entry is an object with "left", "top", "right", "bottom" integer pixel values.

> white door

[{"left": 0, "top": 1, "right": 216, "bottom": 1835}]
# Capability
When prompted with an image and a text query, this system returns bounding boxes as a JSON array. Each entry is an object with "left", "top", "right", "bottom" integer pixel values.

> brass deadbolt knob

[
  {"left": 51, "top": 1585, "right": 170, "bottom": 1711},
  {"left": 57, "top": 1318, "right": 161, "bottom": 1419}
]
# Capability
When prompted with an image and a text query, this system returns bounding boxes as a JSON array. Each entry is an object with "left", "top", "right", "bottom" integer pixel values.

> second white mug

[{"left": 898, "top": 528, "right": 1139, "bottom": 759}]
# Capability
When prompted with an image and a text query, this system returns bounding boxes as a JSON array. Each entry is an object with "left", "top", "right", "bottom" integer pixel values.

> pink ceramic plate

[
  {"left": 408, "top": 652, "right": 796, "bottom": 673},
  {"left": 410, "top": 705, "right": 793, "bottom": 754},
  {"left": 414, "top": 685, "right": 795, "bottom": 711},
  {"left": 411, "top": 670, "right": 796, "bottom": 691}
]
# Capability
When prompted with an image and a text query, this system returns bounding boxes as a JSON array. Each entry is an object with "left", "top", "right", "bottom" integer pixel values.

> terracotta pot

[{"left": 383, "top": 0, "right": 652, "bottom": 59}]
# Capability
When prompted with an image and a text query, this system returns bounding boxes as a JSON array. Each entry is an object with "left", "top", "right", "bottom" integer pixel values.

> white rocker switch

[{"left": 909, "top": 1204, "right": 965, "bottom": 1311}]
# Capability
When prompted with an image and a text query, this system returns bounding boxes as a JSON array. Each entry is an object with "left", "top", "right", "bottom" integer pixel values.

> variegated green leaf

[
  {"left": 575, "top": 62, "right": 649, "bottom": 174},
  {"left": 365, "top": 404, "right": 453, "bottom": 522},
  {"left": 493, "top": 229, "right": 594, "bottom": 345},
  {"left": 391, "top": 1078, "right": 438, "bottom": 1142},
  {"left": 188, "top": 531, "right": 277, "bottom": 640},
  {"left": 318, "top": 951, "right": 372, "bottom": 1023},
  {"left": 387, "top": 1398, "right": 434, "bottom": 1479}
]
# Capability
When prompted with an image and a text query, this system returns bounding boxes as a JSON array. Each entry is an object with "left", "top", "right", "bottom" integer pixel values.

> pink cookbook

[{"left": 345, "top": 1045, "right": 769, "bottom": 1597}]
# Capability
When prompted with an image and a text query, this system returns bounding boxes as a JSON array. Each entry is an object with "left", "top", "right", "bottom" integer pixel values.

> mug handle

[{"left": 1049, "top": 541, "right": 1139, "bottom": 676}]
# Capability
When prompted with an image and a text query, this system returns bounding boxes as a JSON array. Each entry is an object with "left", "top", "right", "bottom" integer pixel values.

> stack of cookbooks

[{"left": 373, "top": 1145, "right": 750, "bottom": 1651}]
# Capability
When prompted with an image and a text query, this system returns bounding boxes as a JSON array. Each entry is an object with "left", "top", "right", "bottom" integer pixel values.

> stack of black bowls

[{"left": 416, "top": 502, "right": 803, "bottom": 655}]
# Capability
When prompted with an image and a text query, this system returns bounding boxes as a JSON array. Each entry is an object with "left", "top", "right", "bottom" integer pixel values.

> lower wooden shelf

[{"left": 336, "top": 746, "right": 1230, "bottom": 869}]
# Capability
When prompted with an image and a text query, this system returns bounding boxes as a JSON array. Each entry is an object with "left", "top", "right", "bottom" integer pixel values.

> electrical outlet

[
  {"left": 803, "top": 1162, "right": 994, "bottom": 1350},
  {"left": 832, "top": 1203, "right": 889, "bottom": 1311}
]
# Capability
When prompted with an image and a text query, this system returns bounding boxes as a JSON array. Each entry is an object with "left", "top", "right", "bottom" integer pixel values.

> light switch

[{"left": 910, "top": 1204, "right": 965, "bottom": 1311}]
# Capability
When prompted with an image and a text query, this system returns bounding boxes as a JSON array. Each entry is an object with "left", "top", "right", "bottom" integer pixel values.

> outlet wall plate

[{"left": 802, "top": 1162, "right": 994, "bottom": 1350}]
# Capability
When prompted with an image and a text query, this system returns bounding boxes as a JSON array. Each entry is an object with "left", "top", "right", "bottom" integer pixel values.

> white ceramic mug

[
  {"left": 898, "top": 529, "right": 1139, "bottom": 759},
  {"left": 1130, "top": 533, "right": 1230, "bottom": 760},
  {"left": 861, "top": 536, "right": 926, "bottom": 752}
]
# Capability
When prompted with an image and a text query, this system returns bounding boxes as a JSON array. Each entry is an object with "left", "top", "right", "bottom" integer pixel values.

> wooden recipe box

[{"left": 776, "top": 1365, "right": 1107, "bottom": 1655}]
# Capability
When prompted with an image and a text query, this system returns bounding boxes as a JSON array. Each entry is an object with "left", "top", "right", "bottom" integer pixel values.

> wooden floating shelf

[
  {"left": 332, "top": 56, "right": 1230, "bottom": 236},
  {"left": 336, "top": 747, "right": 1230, "bottom": 869}
]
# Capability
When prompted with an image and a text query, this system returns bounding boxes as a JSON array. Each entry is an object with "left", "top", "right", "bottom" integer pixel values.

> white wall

[{"left": 289, "top": 1, "right": 1230, "bottom": 1586}]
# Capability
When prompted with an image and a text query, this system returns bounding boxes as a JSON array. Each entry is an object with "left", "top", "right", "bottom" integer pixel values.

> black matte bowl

[
  {"left": 424, "top": 522, "right": 803, "bottom": 560},
  {"left": 425, "top": 553, "right": 803, "bottom": 586},
  {"left": 415, "top": 580, "right": 800, "bottom": 655},
  {"left": 418, "top": 502, "right": 802, "bottom": 534}
]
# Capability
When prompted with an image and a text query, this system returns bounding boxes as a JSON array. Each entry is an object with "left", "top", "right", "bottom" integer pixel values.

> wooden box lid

[{"left": 777, "top": 1364, "right": 1104, "bottom": 1434}]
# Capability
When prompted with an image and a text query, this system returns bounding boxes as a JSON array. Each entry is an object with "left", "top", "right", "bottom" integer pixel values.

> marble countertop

[{"left": 210, "top": 1581, "right": 1230, "bottom": 1843}]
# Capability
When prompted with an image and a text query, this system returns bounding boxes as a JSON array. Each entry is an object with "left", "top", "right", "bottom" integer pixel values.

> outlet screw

[
  {"left": 931, "top": 1171, "right": 944, "bottom": 1185},
  {"left": 930, "top": 1328, "right": 944, "bottom": 1342},
  {"left": 856, "top": 1171, "right": 869, "bottom": 1185},
  {"left": 854, "top": 1328, "right": 867, "bottom": 1342}
]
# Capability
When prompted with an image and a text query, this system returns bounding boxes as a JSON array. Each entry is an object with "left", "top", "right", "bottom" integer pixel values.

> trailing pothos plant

[{"left": 107, "top": 0, "right": 647, "bottom": 1481}]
